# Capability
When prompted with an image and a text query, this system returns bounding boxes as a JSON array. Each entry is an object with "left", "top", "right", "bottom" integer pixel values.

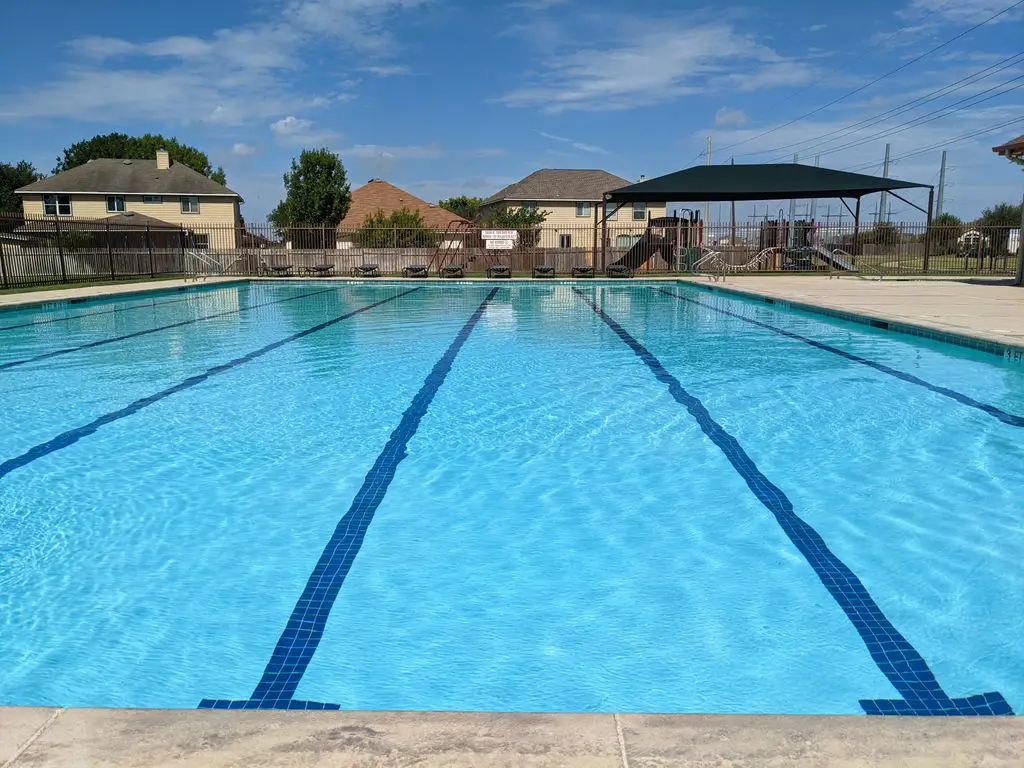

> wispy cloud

[
  {"left": 501, "top": 21, "right": 818, "bottom": 112},
  {"left": 803, "top": 23, "right": 828, "bottom": 32},
  {"left": 270, "top": 116, "right": 340, "bottom": 146},
  {"left": 340, "top": 143, "right": 444, "bottom": 159},
  {"left": 714, "top": 107, "right": 749, "bottom": 127},
  {"left": 900, "top": 0, "right": 1024, "bottom": 24},
  {"left": 361, "top": 64, "right": 412, "bottom": 76},
  {"left": 231, "top": 142, "right": 258, "bottom": 156},
  {"left": 508, "top": 0, "right": 570, "bottom": 8},
  {"left": 536, "top": 129, "right": 609, "bottom": 154},
  {"left": 0, "top": 0, "right": 425, "bottom": 124}
]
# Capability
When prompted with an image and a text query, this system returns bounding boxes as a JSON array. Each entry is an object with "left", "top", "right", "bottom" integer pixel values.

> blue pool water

[{"left": 1, "top": 280, "right": 1022, "bottom": 715}]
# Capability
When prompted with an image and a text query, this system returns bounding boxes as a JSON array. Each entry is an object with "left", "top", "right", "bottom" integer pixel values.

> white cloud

[
  {"left": 901, "top": 0, "right": 1024, "bottom": 24},
  {"left": 231, "top": 142, "right": 258, "bottom": 156},
  {"left": 0, "top": 0, "right": 425, "bottom": 124},
  {"left": 340, "top": 143, "right": 444, "bottom": 159},
  {"left": 270, "top": 116, "right": 340, "bottom": 145},
  {"left": 803, "top": 23, "right": 828, "bottom": 32},
  {"left": 500, "top": 22, "right": 817, "bottom": 112},
  {"left": 361, "top": 65, "right": 411, "bottom": 76},
  {"left": 536, "top": 129, "right": 609, "bottom": 154},
  {"left": 714, "top": 107, "right": 748, "bottom": 127}
]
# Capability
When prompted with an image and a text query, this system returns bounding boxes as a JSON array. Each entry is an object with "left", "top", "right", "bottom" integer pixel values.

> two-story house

[
  {"left": 478, "top": 169, "right": 667, "bottom": 251},
  {"left": 15, "top": 149, "right": 243, "bottom": 248}
]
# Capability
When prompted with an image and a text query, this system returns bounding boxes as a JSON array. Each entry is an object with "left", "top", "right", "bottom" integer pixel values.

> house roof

[
  {"left": 992, "top": 134, "right": 1024, "bottom": 157},
  {"left": 604, "top": 163, "right": 931, "bottom": 203},
  {"left": 16, "top": 211, "right": 186, "bottom": 232},
  {"left": 15, "top": 158, "right": 242, "bottom": 199},
  {"left": 338, "top": 179, "right": 471, "bottom": 230},
  {"left": 482, "top": 169, "right": 632, "bottom": 206}
]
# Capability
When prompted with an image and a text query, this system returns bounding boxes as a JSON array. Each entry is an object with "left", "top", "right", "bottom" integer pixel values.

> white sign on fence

[
  {"left": 485, "top": 239, "right": 515, "bottom": 250},
  {"left": 481, "top": 229, "right": 518, "bottom": 241}
]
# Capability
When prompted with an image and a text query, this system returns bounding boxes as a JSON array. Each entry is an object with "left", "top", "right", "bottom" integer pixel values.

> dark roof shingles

[
  {"left": 16, "top": 159, "right": 242, "bottom": 199},
  {"left": 482, "top": 169, "right": 632, "bottom": 205}
]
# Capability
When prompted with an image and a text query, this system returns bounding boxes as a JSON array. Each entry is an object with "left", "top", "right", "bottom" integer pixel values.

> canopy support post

[
  {"left": 923, "top": 186, "right": 935, "bottom": 273},
  {"left": 853, "top": 197, "right": 861, "bottom": 256}
]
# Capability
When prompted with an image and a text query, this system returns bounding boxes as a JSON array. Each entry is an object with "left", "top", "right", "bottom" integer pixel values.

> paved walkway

[
  {"left": 2, "top": 708, "right": 1021, "bottom": 767},
  {"left": 0, "top": 278, "right": 244, "bottom": 310},
  {"left": 681, "top": 275, "right": 1024, "bottom": 350}
]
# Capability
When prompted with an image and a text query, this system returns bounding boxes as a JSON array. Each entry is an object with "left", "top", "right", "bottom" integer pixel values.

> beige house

[
  {"left": 16, "top": 150, "right": 243, "bottom": 249},
  {"left": 479, "top": 169, "right": 667, "bottom": 250}
]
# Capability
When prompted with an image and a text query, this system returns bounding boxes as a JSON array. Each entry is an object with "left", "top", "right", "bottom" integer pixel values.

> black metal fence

[{"left": 1, "top": 214, "right": 1019, "bottom": 288}]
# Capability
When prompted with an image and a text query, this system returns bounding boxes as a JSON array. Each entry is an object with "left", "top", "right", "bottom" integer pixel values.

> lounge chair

[
  {"left": 402, "top": 264, "right": 429, "bottom": 278},
  {"left": 606, "top": 264, "right": 633, "bottom": 278},
  {"left": 351, "top": 263, "right": 380, "bottom": 277},
  {"left": 532, "top": 264, "right": 555, "bottom": 278},
  {"left": 487, "top": 264, "right": 511, "bottom": 278},
  {"left": 260, "top": 261, "right": 294, "bottom": 276},
  {"left": 301, "top": 264, "right": 335, "bottom": 277},
  {"left": 441, "top": 264, "right": 465, "bottom": 278},
  {"left": 571, "top": 265, "right": 595, "bottom": 278}
]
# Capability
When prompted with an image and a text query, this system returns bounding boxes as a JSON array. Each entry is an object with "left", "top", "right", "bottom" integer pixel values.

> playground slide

[
  {"left": 810, "top": 245, "right": 858, "bottom": 272},
  {"left": 613, "top": 234, "right": 672, "bottom": 270}
]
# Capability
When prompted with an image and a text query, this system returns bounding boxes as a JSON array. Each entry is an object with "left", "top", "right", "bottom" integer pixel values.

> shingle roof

[
  {"left": 992, "top": 134, "right": 1024, "bottom": 157},
  {"left": 16, "top": 158, "right": 242, "bottom": 199},
  {"left": 482, "top": 169, "right": 632, "bottom": 206},
  {"left": 338, "top": 179, "right": 471, "bottom": 230}
]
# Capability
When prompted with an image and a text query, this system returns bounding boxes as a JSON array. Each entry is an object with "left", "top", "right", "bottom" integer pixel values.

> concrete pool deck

[{"left": 2, "top": 708, "right": 1021, "bottom": 767}]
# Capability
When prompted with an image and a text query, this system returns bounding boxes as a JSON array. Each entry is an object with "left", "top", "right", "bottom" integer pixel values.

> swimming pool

[{"left": 1, "top": 280, "right": 1021, "bottom": 716}]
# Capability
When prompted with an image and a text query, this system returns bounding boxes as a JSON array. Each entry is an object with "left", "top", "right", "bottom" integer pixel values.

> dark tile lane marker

[
  {"left": 0, "top": 286, "right": 236, "bottom": 333},
  {"left": 0, "top": 286, "right": 341, "bottom": 372},
  {"left": 0, "top": 288, "right": 420, "bottom": 483},
  {"left": 654, "top": 287, "right": 1024, "bottom": 428},
  {"left": 199, "top": 287, "right": 500, "bottom": 711},
  {"left": 574, "top": 287, "right": 1012, "bottom": 717}
]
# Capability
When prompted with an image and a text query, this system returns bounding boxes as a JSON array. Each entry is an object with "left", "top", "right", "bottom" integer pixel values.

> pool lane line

[
  {"left": 573, "top": 287, "right": 1013, "bottom": 717},
  {"left": 0, "top": 288, "right": 421, "bottom": 484},
  {"left": 653, "top": 287, "right": 1024, "bottom": 428},
  {"left": 199, "top": 287, "right": 500, "bottom": 711},
  {"left": 0, "top": 286, "right": 238, "bottom": 333},
  {"left": 0, "top": 285, "right": 341, "bottom": 372}
]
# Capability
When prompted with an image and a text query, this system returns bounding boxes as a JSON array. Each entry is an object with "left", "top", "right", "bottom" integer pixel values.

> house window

[
  {"left": 605, "top": 203, "right": 618, "bottom": 221},
  {"left": 42, "top": 194, "right": 72, "bottom": 216},
  {"left": 180, "top": 196, "right": 200, "bottom": 214},
  {"left": 576, "top": 202, "right": 591, "bottom": 217},
  {"left": 106, "top": 195, "right": 126, "bottom": 213},
  {"left": 616, "top": 234, "right": 642, "bottom": 248},
  {"left": 633, "top": 202, "right": 647, "bottom": 221},
  {"left": 143, "top": 195, "right": 163, "bottom": 204},
  {"left": 521, "top": 201, "right": 538, "bottom": 211},
  {"left": 559, "top": 233, "right": 572, "bottom": 248}
]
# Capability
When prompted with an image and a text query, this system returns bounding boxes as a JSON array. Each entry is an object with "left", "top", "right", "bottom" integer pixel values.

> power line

[
  {"left": 752, "top": 50, "right": 1024, "bottom": 160},
  {"left": 716, "top": 0, "right": 1024, "bottom": 155}
]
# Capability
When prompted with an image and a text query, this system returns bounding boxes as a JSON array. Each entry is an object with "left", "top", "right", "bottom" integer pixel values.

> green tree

[
  {"left": 54, "top": 133, "right": 226, "bottom": 184},
  {"left": 268, "top": 149, "right": 351, "bottom": 248},
  {"left": 0, "top": 161, "right": 42, "bottom": 228},
  {"left": 438, "top": 195, "right": 484, "bottom": 222},
  {"left": 977, "top": 201, "right": 1023, "bottom": 253},
  {"left": 480, "top": 205, "right": 549, "bottom": 248},
  {"left": 353, "top": 208, "right": 442, "bottom": 248},
  {"left": 928, "top": 212, "right": 963, "bottom": 252}
]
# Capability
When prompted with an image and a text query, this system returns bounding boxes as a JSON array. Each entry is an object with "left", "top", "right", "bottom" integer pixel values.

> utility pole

[
  {"left": 705, "top": 136, "right": 712, "bottom": 245},
  {"left": 809, "top": 155, "right": 820, "bottom": 222},
  {"left": 788, "top": 154, "right": 798, "bottom": 246},
  {"left": 936, "top": 150, "right": 947, "bottom": 217},
  {"left": 877, "top": 143, "right": 891, "bottom": 224}
]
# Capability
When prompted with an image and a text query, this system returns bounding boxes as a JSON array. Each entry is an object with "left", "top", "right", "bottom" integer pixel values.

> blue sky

[{"left": 0, "top": 0, "right": 1021, "bottom": 222}]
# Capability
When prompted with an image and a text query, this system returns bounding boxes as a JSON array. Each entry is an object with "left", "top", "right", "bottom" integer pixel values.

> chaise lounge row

[{"left": 260, "top": 262, "right": 636, "bottom": 279}]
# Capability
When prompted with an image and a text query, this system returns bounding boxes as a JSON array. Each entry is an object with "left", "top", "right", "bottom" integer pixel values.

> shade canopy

[{"left": 604, "top": 163, "right": 931, "bottom": 203}]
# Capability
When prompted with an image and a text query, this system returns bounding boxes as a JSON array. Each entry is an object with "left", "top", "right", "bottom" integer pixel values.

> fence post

[
  {"left": 922, "top": 187, "right": 934, "bottom": 274},
  {"left": 180, "top": 226, "right": 186, "bottom": 277},
  {"left": 0, "top": 242, "right": 8, "bottom": 289},
  {"left": 105, "top": 221, "right": 115, "bottom": 280},
  {"left": 1016, "top": 193, "right": 1024, "bottom": 287},
  {"left": 146, "top": 224, "right": 155, "bottom": 277},
  {"left": 53, "top": 219, "right": 68, "bottom": 283}
]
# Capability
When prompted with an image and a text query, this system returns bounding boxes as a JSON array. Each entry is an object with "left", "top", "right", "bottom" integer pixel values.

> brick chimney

[{"left": 156, "top": 149, "right": 171, "bottom": 170}]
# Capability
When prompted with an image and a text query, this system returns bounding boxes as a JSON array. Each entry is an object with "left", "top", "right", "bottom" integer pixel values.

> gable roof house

[
  {"left": 335, "top": 179, "right": 472, "bottom": 249},
  {"left": 480, "top": 169, "right": 666, "bottom": 250},
  {"left": 16, "top": 150, "right": 244, "bottom": 249}
]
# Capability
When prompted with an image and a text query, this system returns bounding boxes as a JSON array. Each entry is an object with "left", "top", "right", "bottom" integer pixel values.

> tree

[
  {"left": 54, "top": 133, "right": 226, "bottom": 184},
  {"left": 0, "top": 161, "right": 41, "bottom": 226},
  {"left": 353, "top": 208, "right": 441, "bottom": 248},
  {"left": 977, "top": 201, "right": 1023, "bottom": 253},
  {"left": 480, "top": 205, "right": 549, "bottom": 248},
  {"left": 268, "top": 149, "right": 351, "bottom": 248},
  {"left": 928, "top": 212, "right": 963, "bottom": 252},
  {"left": 438, "top": 195, "right": 484, "bottom": 222}
]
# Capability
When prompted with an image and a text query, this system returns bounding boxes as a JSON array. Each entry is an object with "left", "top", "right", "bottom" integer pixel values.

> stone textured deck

[
  {"left": 2, "top": 708, "right": 1021, "bottom": 767},
  {"left": 681, "top": 275, "right": 1024, "bottom": 350}
]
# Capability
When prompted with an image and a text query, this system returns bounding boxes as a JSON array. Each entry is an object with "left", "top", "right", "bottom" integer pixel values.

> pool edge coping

[
  {"left": 679, "top": 278, "right": 1024, "bottom": 363},
  {"left": 0, "top": 277, "right": 249, "bottom": 313}
]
